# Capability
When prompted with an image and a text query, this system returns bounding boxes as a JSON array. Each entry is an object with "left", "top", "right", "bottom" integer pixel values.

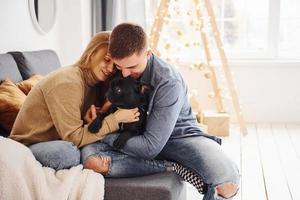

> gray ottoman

[{"left": 104, "top": 172, "right": 187, "bottom": 200}]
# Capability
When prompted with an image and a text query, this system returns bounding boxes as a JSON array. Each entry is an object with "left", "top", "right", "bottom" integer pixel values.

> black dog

[{"left": 88, "top": 74, "right": 153, "bottom": 149}]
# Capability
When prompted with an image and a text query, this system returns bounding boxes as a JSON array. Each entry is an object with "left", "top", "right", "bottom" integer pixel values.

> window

[
  {"left": 145, "top": 0, "right": 300, "bottom": 61},
  {"left": 279, "top": 0, "right": 300, "bottom": 59}
]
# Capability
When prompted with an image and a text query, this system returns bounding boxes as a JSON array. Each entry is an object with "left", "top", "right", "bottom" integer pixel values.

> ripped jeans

[
  {"left": 82, "top": 135, "right": 240, "bottom": 200},
  {"left": 158, "top": 136, "right": 240, "bottom": 200},
  {"left": 29, "top": 136, "right": 239, "bottom": 200}
]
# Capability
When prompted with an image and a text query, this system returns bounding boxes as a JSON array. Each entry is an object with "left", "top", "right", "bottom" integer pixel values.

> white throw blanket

[{"left": 0, "top": 137, "right": 105, "bottom": 200}]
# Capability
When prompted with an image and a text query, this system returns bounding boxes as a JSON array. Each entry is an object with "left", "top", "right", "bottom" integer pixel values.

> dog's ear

[
  {"left": 112, "top": 70, "right": 123, "bottom": 79},
  {"left": 139, "top": 84, "right": 154, "bottom": 95},
  {"left": 110, "top": 70, "right": 123, "bottom": 87}
]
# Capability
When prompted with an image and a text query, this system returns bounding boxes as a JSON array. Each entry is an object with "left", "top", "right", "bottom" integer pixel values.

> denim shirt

[{"left": 104, "top": 54, "right": 221, "bottom": 158}]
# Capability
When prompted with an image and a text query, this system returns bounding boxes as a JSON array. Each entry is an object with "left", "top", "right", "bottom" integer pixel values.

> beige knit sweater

[{"left": 10, "top": 66, "right": 119, "bottom": 148}]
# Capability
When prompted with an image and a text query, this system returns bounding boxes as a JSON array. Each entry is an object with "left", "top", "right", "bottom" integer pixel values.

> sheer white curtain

[{"left": 92, "top": 0, "right": 146, "bottom": 34}]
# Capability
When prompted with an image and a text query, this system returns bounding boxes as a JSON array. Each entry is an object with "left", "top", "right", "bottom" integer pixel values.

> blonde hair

[{"left": 75, "top": 31, "right": 110, "bottom": 68}]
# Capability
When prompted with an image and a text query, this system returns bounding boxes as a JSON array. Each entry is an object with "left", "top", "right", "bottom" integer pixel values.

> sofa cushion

[
  {"left": 104, "top": 172, "right": 187, "bottom": 200},
  {"left": 0, "top": 79, "right": 26, "bottom": 135},
  {"left": 0, "top": 54, "right": 23, "bottom": 83},
  {"left": 0, "top": 125, "right": 9, "bottom": 137},
  {"left": 8, "top": 50, "right": 61, "bottom": 79},
  {"left": 16, "top": 74, "right": 44, "bottom": 95}
]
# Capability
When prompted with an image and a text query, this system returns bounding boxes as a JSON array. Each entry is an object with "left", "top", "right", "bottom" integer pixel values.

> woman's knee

[{"left": 29, "top": 140, "right": 80, "bottom": 170}]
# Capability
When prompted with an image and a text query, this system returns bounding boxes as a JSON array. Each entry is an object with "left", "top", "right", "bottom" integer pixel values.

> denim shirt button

[{"left": 146, "top": 111, "right": 150, "bottom": 115}]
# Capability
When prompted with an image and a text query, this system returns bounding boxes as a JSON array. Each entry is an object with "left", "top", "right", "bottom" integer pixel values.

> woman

[
  {"left": 10, "top": 32, "right": 207, "bottom": 194},
  {"left": 10, "top": 32, "right": 139, "bottom": 170}
]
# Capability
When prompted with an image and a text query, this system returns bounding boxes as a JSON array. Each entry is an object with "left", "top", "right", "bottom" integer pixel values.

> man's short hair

[{"left": 109, "top": 23, "right": 147, "bottom": 59}]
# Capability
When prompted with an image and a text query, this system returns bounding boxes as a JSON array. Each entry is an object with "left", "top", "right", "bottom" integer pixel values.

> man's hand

[{"left": 84, "top": 105, "right": 99, "bottom": 124}]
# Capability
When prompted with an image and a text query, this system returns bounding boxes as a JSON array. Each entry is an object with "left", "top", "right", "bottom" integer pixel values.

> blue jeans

[
  {"left": 80, "top": 141, "right": 171, "bottom": 178},
  {"left": 83, "top": 135, "right": 239, "bottom": 200},
  {"left": 30, "top": 136, "right": 239, "bottom": 200},
  {"left": 29, "top": 140, "right": 170, "bottom": 177},
  {"left": 159, "top": 136, "right": 240, "bottom": 200},
  {"left": 29, "top": 140, "right": 81, "bottom": 170}
]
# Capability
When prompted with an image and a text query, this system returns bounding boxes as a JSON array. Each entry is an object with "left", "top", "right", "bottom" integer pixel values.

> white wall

[
  {"left": 0, "top": 0, "right": 92, "bottom": 66},
  {"left": 1, "top": 1, "right": 299, "bottom": 123},
  {"left": 179, "top": 61, "right": 300, "bottom": 123}
]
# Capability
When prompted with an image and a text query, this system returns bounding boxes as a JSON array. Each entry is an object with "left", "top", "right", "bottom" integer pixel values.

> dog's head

[{"left": 106, "top": 75, "right": 153, "bottom": 109}]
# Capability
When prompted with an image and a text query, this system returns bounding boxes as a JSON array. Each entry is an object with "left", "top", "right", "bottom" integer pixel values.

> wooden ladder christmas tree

[{"left": 148, "top": 0, "right": 248, "bottom": 135}]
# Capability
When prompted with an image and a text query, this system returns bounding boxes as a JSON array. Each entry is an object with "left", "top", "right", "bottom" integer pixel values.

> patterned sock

[{"left": 172, "top": 162, "right": 208, "bottom": 194}]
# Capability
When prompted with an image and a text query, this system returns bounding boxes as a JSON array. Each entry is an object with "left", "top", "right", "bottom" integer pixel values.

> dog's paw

[
  {"left": 88, "top": 115, "right": 105, "bottom": 133},
  {"left": 88, "top": 120, "right": 101, "bottom": 133},
  {"left": 88, "top": 123, "right": 98, "bottom": 133},
  {"left": 113, "top": 139, "right": 124, "bottom": 149}
]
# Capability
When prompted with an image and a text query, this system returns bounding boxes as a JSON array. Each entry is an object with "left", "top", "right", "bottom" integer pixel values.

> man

[{"left": 83, "top": 23, "right": 239, "bottom": 200}]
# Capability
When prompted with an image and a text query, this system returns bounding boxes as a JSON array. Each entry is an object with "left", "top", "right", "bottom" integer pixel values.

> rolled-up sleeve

[{"left": 44, "top": 83, "right": 119, "bottom": 148}]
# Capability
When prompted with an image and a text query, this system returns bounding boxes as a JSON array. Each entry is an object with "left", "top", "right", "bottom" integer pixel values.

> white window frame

[
  {"left": 219, "top": 0, "right": 282, "bottom": 61},
  {"left": 230, "top": 0, "right": 300, "bottom": 65},
  {"left": 268, "top": 0, "right": 281, "bottom": 59},
  {"left": 145, "top": 0, "right": 300, "bottom": 64}
]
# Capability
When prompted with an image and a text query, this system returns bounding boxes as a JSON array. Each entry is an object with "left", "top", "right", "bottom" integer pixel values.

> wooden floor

[{"left": 186, "top": 124, "right": 300, "bottom": 200}]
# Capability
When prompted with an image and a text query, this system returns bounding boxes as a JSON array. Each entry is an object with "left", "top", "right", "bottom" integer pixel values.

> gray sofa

[{"left": 0, "top": 50, "right": 187, "bottom": 200}]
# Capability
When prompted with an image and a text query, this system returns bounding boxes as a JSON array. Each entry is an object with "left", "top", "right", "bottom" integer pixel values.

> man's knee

[
  {"left": 83, "top": 155, "right": 111, "bottom": 175},
  {"left": 30, "top": 140, "right": 80, "bottom": 170},
  {"left": 216, "top": 182, "right": 239, "bottom": 199}
]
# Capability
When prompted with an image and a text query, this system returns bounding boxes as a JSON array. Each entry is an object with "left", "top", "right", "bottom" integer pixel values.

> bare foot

[{"left": 83, "top": 155, "right": 111, "bottom": 175}]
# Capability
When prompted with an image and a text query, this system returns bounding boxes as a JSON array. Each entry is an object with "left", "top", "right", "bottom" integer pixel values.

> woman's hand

[
  {"left": 114, "top": 108, "right": 140, "bottom": 123},
  {"left": 84, "top": 105, "right": 99, "bottom": 124}
]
